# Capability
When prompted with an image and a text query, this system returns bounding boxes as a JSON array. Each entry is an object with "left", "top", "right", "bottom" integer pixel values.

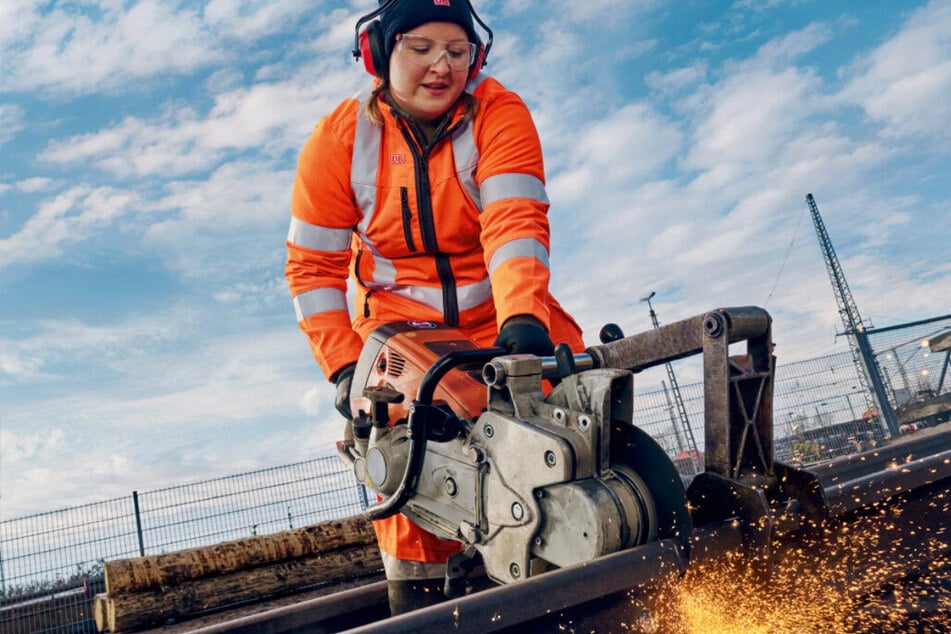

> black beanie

[{"left": 379, "top": 0, "right": 479, "bottom": 59}]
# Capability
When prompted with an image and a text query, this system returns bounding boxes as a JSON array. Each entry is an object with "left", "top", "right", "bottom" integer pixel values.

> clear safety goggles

[{"left": 395, "top": 33, "right": 477, "bottom": 72}]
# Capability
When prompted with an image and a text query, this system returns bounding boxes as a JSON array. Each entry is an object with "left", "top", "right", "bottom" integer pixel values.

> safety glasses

[{"left": 396, "top": 33, "right": 476, "bottom": 72}]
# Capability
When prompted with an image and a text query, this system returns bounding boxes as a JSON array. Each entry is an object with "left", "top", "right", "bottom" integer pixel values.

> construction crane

[
  {"left": 805, "top": 193, "right": 900, "bottom": 435},
  {"left": 641, "top": 291, "right": 702, "bottom": 473}
]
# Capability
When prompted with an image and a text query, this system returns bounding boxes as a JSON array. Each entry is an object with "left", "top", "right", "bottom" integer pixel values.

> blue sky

[{"left": 2, "top": 0, "right": 949, "bottom": 519}]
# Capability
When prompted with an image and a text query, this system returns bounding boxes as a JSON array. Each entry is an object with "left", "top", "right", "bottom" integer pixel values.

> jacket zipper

[{"left": 397, "top": 120, "right": 463, "bottom": 327}]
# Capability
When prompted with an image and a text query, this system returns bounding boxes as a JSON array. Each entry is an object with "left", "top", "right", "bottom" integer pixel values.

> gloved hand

[
  {"left": 494, "top": 315, "right": 555, "bottom": 357},
  {"left": 334, "top": 363, "right": 357, "bottom": 420}
]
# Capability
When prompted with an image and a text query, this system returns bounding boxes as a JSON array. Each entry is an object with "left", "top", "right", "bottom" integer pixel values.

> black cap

[{"left": 379, "top": 0, "right": 479, "bottom": 59}]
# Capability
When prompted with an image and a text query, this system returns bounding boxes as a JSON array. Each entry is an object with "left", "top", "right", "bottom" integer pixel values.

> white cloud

[
  {"left": 159, "top": 160, "right": 290, "bottom": 224},
  {"left": 0, "top": 0, "right": 45, "bottom": 51},
  {"left": 40, "top": 69, "right": 357, "bottom": 178},
  {"left": 839, "top": 0, "right": 951, "bottom": 146},
  {"left": 753, "top": 21, "right": 832, "bottom": 66},
  {"left": 646, "top": 63, "right": 708, "bottom": 96},
  {"left": 1, "top": 317, "right": 324, "bottom": 428},
  {"left": 1, "top": 0, "right": 330, "bottom": 96},
  {"left": 3, "top": 1, "right": 219, "bottom": 94},
  {"left": 15, "top": 176, "right": 56, "bottom": 192},
  {"left": 40, "top": 109, "right": 227, "bottom": 178},
  {"left": 0, "top": 314, "right": 185, "bottom": 382},
  {"left": 0, "top": 185, "right": 141, "bottom": 266},
  {"left": 548, "top": 102, "right": 683, "bottom": 207},
  {"left": 203, "top": 0, "right": 310, "bottom": 40},
  {"left": 0, "top": 103, "right": 26, "bottom": 144},
  {"left": 300, "top": 385, "right": 332, "bottom": 417},
  {"left": 538, "top": 0, "right": 656, "bottom": 22},
  {"left": 683, "top": 65, "right": 822, "bottom": 172},
  {"left": 0, "top": 426, "right": 66, "bottom": 466},
  {"left": 212, "top": 276, "right": 288, "bottom": 307}
]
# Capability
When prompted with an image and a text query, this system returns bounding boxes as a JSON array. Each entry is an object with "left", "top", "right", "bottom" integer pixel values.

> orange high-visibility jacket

[{"left": 286, "top": 74, "right": 583, "bottom": 562}]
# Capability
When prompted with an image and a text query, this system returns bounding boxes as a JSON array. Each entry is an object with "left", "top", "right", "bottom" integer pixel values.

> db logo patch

[
  {"left": 434, "top": 0, "right": 451, "bottom": 6},
  {"left": 389, "top": 153, "right": 407, "bottom": 164},
  {"left": 408, "top": 320, "right": 438, "bottom": 329}
]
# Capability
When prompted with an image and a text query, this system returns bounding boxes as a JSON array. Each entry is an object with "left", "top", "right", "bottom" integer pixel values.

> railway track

[{"left": 153, "top": 423, "right": 949, "bottom": 634}]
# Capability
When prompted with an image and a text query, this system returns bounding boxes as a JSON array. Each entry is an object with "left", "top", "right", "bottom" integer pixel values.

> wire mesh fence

[
  {"left": 2, "top": 314, "right": 947, "bottom": 633},
  {"left": 0, "top": 457, "right": 368, "bottom": 634},
  {"left": 630, "top": 314, "right": 950, "bottom": 473},
  {"left": 865, "top": 314, "right": 951, "bottom": 430},
  {"left": 626, "top": 350, "right": 871, "bottom": 474}
]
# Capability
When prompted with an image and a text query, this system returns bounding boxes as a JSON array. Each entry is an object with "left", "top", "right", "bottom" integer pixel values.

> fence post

[
  {"left": 857, "top": 332, "right": 900, "bottom": 436},
  {"left": 132, "top": 491, "right": 146, "bottom": 556}
]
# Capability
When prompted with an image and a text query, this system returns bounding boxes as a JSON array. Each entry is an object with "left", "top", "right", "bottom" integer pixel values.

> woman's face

[{"left": 388, "top": 22, "right": 471, "bottom": 122}]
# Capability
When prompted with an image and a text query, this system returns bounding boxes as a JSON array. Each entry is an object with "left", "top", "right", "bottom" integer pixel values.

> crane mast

[
  {"left": 805, "top": 193, "right": 899, "bottom": 435},
  {"left": 641, "top": 292, "right": 702, "bottom": 472}
]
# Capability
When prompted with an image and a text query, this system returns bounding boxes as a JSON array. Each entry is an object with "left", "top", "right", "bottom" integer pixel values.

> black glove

[
  {"left": 494, "top": 316, "right": 555, "bottom": 357},
  {"left": 334, "top": 363, "right": 357, "bottom": 420}
]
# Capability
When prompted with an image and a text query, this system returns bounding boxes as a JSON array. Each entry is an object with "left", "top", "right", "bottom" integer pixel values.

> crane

[
  {"left": 805, "top": 193, "right": 900, "bottom": 435},
  {"left": 641, "top": 291, "right": 702, "bottom": 473}
]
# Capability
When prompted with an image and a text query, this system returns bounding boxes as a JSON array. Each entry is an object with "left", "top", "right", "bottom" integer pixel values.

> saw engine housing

[{"left": 337, "top": 321, "right": 687, "bottom": 585}]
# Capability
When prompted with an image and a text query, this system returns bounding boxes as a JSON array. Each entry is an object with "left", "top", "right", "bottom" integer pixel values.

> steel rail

[
  {"left": 344, "top": 538, "right": 686, "bottom": 634},
  {"left": 184, "top": 580, "right": 388, "bottom": 634},
  {"left": 820, "top": 447, "right": 951, "bottom": 516},
  {"left": 176, "top": 434, "right": 948, "bottom": 633}
]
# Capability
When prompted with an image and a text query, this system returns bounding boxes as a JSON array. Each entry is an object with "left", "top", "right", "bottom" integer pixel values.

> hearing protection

[{"left": 352, "top": 0, "right": 493, "bottom": 80}]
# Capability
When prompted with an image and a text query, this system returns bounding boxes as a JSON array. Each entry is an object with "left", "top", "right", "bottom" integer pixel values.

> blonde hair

[{"left": 363, "top": 81, "right": 478, "bottom": 125}]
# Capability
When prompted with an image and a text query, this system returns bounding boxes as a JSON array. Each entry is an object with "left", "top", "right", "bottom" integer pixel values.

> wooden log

[
  {"left": 105, "top": 515, "right": 376, "bottom": 595},
  {"left": 106, "top": 543, "right": 382, "bottom": 632},
  {"left": 94, "top": 593, "right": 108, "bottom": 632}
]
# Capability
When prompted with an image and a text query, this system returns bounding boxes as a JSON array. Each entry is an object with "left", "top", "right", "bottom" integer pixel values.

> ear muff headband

[{"left": 352, "top": 0, "right": 494, "bottom": 80}]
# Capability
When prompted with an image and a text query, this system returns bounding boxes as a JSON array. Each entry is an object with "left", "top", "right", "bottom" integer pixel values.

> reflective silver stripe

[
  {"left": 488, "top": 237, "right": 550, "bottom": 278},
  {"left": 293, "top": 288, "right": 349, "bottom": 322},
  {"left": 381, "top": 551, "right": 447, "bottom": 581},
  {"left": 452, "top": 119, "right": 481, "bottom": 209},
  {"left": 352, "top": 89, "right": 380, "bottom": 226},
  {"left": 364, "top": 277, "right": 492, "bottom": 313},
  {"left": 480, "top": 173, "right": 549, "bottom": 207},
  {"left": 363, "top": 244, "right": 493, "bottom": 313},
  {"left": 349, "top": 92, "right": 401, "bottom": 291},
  {"left": 287, "top": 217, "right": 352, "bottom": 252},
  {"left": 456, "top": 277, "right": 493, "bottom": 310},
  {"left": 368, "top": 250, "right": 399, "bottom": 286}
]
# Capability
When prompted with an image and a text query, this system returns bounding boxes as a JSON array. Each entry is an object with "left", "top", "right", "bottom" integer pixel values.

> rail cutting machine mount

[{"left": 298, "top": 306, "right": 946, "bottom": 633}]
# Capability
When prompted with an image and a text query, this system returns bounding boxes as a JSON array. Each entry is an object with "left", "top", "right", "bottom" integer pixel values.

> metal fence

[
  {"left": 0, "top": 457, "right": 368, "bottom": 634},
  {"left": 865, "top": 315, "right": 951, "bottom": 427},
  {"left": 2, "top": 314, "right": 948, "bottom": 634}
]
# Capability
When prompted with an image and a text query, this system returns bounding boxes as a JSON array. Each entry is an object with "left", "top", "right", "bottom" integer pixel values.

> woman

[{"left": 285, "top": 0, "right": 584, "bottom": 614}]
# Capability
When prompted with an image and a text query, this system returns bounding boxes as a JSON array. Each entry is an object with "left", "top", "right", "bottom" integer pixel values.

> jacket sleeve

[
  {"left": 286, "top": 105, "right": 365, "bottom": 381},
  {"left": 474, "top": 84, "right": 553, "bottom": 331}
]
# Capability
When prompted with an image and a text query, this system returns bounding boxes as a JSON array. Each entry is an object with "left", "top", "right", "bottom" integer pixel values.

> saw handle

[{"left": 364, "top": 347, "right": 506, "bottom": 521}]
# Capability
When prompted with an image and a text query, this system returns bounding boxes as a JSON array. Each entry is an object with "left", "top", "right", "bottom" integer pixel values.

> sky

[{"left": 1, "top": 0, "right": 949, "bottom": 519}]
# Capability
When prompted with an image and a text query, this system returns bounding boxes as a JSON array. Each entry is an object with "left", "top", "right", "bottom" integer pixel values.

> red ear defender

[
  {"left": 359, "top": 20, "right": 388, "bottom": 78},
  {"left": 467, "top": 41, "right": 485, "bottom": 81}
]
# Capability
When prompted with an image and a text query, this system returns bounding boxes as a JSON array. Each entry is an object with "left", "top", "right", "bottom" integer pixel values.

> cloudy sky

[{"left": 2, "top": 0, "right": 949, "bottom": 519}]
